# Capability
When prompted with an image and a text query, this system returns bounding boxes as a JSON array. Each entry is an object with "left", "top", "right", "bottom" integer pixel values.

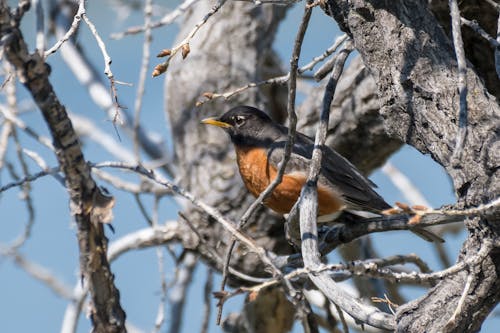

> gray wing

[{"left": 267, "top": 131, "right": 390, "bottom": 212}]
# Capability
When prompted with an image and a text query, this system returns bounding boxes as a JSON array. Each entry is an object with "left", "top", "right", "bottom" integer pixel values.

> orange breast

[{"left": 235, "top": 147, "right": 345, "bottom": 216}]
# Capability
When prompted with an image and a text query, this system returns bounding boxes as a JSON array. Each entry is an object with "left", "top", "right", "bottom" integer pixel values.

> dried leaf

[{"left": 203, "top": 92, "right": 214, "bottom": 99}]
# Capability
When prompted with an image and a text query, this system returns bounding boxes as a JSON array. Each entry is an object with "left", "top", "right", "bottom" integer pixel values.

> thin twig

[
  {"left": 201, "top": 268, "right": 213, "bottom": 333},
  {"left": 334, "top": 303, "right": 349, "bottom": 333},
  {"left": 8, "top": 128, "right": 36, "bottom": 250},
  {"left": 300, "top": 34, "right": 348, "bottom": 73},
  {"left": 299, "top": 39, "right": 396, "bottom": 330},
  {"left": 460, "top": 17, "right": 500, "bottom": 48},
  {"left": 33, "top": 0, "right": 45, "bottom": 56},
  {"left": 382, "top": 161, "right": 454, "bottom": 266},
  {"left": 111, "top": 0, "right": 199, "bottom": 39},
  {"left": 52, "top": 7, "right": 170, "bottom": 173},
  {"left": 195, "top": 34, "right": 348, "bottom": 106},
  {"left": 483, "top": 0, "right": 500, "bottom": 11},
  {"left": 153, "top": 196, "right": 168, "bottom": 333},
  {"left": 93, "top": 162, "right": 280, "bottom": 272},
  {"left": 45, "top": 0, "right": 85, "bottom": 57},
  {"left": 0, "top": 121, "right": 12, "bottom": 170},
  {"left": 80, "top": 5, "right": 124, "bottom": 120},
  {"left": 496, "top": 11, "right": 500, "bottom": 80},
  {"left": 0, "top": 248, "right": 74, "bottom": 300},
  {"left": 81, "top": 10, "right": 113, "bottom": 80},
  {"left": 133, "top": 0, "right": 153, "bottom": 162},
  {"left": 449, "top": 0, "right": 468, "bottom": 164},
  {"left": 134, "top": 194, "right": 154, "bottom": 226},
  {"left": 168, "top": 252, "right": 197, "bottom": 333},
  {"left": 152, "top": 0, "right": 227, "bottom": 77},
  {"left": 381, "top": 162, "right": 431, "bottom": 207},
  {"left": 216, "top": 1, "right": 313, "bottom": 324},
  {"left": 22, "top": 148, "right": 65, "bottom": 186},
  {"left": 0, "top": 104, "right": 54, "bottom": 149},
  {"left": 111, "top": 0, "right": 200, "bottom": 39},
  {"left": 444, "top": 270, "right": 473, "bottom": 329},
  {"left": 0, "top": 166, "right": 60, "bottom": 193},
  {"left": 178, "top": 212, "right": 269, "bottom": 284}
]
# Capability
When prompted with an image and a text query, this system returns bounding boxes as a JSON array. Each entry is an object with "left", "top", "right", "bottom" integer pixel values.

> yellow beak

[{"left": 201, "top": 117, "right": 232, "bottom": 129}]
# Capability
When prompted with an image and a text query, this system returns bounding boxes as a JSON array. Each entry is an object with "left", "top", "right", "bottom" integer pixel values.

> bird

[{"left": 202, "top": 105, "right": 443, "bottom": 242}]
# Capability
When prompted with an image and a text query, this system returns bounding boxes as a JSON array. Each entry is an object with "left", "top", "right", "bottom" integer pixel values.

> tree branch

[{"left": 0, "top": 2, "right": 126, "bottom": 331}]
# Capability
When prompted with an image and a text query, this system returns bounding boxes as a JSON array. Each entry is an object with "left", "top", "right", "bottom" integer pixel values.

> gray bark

[
  {"left": 324, "top": 0, "right": 500, "bottom": 331},
  {"left": 162, "top": 0, "right": 500, "bottom": 331},
  {"left": 165, "top": 1, "right": 292, "bottom": 280},
  {"left": 0, "top": 2, "right": 126, "bottom": 332}
]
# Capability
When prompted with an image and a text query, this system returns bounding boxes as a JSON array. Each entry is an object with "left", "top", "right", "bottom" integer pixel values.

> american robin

[{"left": 202, "top": 105, "right": 442, "bottom": 242}]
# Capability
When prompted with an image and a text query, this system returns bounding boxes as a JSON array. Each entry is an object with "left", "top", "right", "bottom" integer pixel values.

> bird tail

[{"left": 410, "top": 228, "right": 445, "bottom": 243}]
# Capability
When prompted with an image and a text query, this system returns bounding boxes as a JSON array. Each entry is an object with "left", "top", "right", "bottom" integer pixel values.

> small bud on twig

[
  {"left": 156, "top": 49, "right": 172, "bottom": 57},
  {"left": 181, "top": 43, "right": 190, "bottom": 59},
  {"left": 408, "top": 214, "right": 422, "bottom": 225},
  {"left": 412, "top": 205, "right": 429, "bottom": 212},
  {"left": 152, "top": 63, "right": 168, "bottom": 77},
  {"left": 395, "top": 201, "right": 411, "bottom": 212}
]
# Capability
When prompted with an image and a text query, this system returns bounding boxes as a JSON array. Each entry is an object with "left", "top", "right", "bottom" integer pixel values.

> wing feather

[{"left": 266, "top": 130, "right": 390, "bottom": 212}]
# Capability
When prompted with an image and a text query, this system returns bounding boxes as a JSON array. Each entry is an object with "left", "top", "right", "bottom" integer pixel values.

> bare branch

[
  {"left": 111, "top": 0, "right": 200, "bottom": 39},
  {"left": 33, "top": 0, "right": 44, "bottom": 56},
  {"left": 168, "top": 252, "right": 197, "bottom": 333},
  {"left": 216, "top": 1, "right": 313, "bottom": 323},
  {"left": 449, "top": 0, "right": 468, "bottom": 164},
  {"left": 107, "top": 222, "right": 181, "bottom": 261},
  {"left": 195, "top": 33, "right": 348, "bottom": 106},
  {"left": 496, "top": 11, "right": 500, "bottom": 80},
  {"left": 81, "top": 9, "right": 113, "bottom": 81},
  {"left": 297, "top": 39, "right": 395, "bottom": 330},
  {"left": 201, "top": 268, "right": 213, "bottom": 333},
  {"left": 51, "top": 7, "right": 170, "bottom": 172},
  {"left": 133, "top": 0, "right": 153, "bottom": 162},
  {"left": 152, "top": 0, "right": 227, "bottom": 77},
  {"left": 460, "top": 16, "right": 500, "bottom": 48},
  {"left": 45, "top": 0, "right": 84, "bottom": 57},
  {"left": 0, "top": 248, "right": 74, "bottom": 300},
  {"left": 0, "top": 4, "right": 126, "bottom": 330}
]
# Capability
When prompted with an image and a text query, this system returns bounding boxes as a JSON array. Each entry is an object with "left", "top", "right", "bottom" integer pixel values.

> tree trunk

[{"left": 324, "top": 0, "right": 500, "bottom": 331}]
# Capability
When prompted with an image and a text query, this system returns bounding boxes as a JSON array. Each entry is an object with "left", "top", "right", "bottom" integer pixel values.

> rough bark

[
  {"left": 0, "top": 2, "right": 126, "bottom": 332},
  {"left": 429, "top": 0, "right": 500, "bottom": 100},
  {"left": 299, "top": 56, "right": 405, "bottom": 306},
  {"left": 165, "top": 3, "right": 295, "bottom": 331},
  {"left": 165, "top": 0, "right": 291, "bottom": 279},
  {"left": 298, "top": 56, "right": 401, "bottom": 174},
  {"left": 324, "top": 0, "right": 500, "bottom": 331}
]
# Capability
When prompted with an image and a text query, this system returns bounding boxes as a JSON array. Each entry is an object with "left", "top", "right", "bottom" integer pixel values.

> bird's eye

[{"left": 234, "top": 116, "right": 246, "bottom": 126}]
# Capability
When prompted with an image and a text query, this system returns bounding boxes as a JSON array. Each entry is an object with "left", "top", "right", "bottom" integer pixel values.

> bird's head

[{"left": 201, "top": 106, "right": 277, "bottom": 147}]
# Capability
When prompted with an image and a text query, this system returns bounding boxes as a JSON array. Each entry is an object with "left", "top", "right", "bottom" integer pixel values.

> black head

[{"left": 202, "top": 106, "right": 280, "bottom": 146}]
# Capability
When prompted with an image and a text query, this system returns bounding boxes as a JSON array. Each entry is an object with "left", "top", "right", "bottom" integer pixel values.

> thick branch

[
  {"left": 0, "top": 3, "right": 126, "bottom": 332},
  {"left": 323, "top": 1, "right": 500, "bottom": 331}
]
